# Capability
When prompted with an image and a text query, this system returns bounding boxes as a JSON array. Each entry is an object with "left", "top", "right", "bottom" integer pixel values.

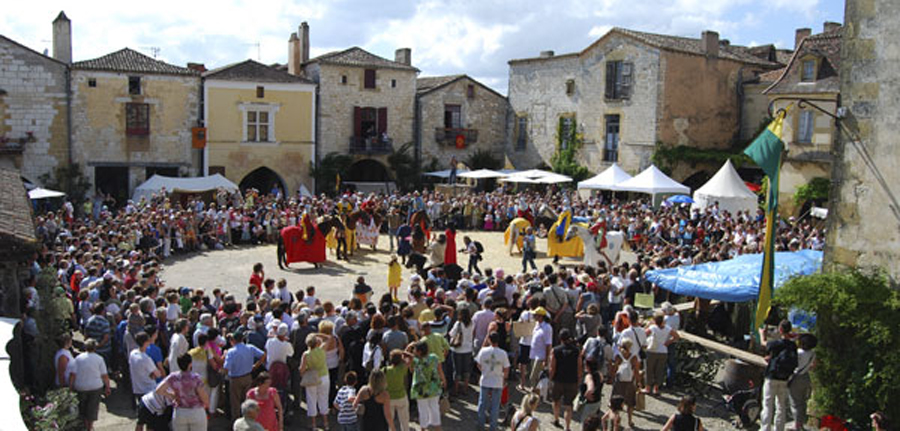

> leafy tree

[
  {"left": 550, "top": 120, "right": 590, "bottom": 183},
  {"left": 310, "top": 152, "right": 352, "bottom": 196},
  {"left": 387, "top": 142, "right": 420, "bottom": 192},
  {"left": 775, "top": 269, "right": 900, "bottom": 424},
  {"left": 39, "top": 163, "right": 90, "bottom": 212},
  {"left": 793, "top": 177, "right": 830, "bottom": 205},
  {"left": 465, "top": 149, "right": 502, "bottom": 170}
]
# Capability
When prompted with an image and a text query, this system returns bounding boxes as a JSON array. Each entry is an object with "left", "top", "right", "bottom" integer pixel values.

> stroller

[{"left": 721, "top": 359, "right": 763, "bottom": 428}]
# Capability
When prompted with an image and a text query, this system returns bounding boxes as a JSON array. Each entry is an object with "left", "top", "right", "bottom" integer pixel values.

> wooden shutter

[
  {"left": 621, "top": 62, "right": 633, "bottom": 99},
  {"left": 353, "top": 106, "right": 363, "bottom": 138},
  {"left": 377, "top": 107, "right": 388, "bottom": 135},
  {"left": 364, "top": 69, "right": 376, "bottom": 89},
  {"left": 605, "top": 62, "right": 616, "bottom": 99}
]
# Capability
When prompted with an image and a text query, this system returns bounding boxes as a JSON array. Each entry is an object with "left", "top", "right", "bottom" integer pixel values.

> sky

[{"left": 3, "top": 0, "right": 844, "bottom": 94}]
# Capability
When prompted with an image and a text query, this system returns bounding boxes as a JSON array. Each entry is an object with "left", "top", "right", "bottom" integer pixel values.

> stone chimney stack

[
  {"left": 395, "top": 48, "right": 411, "bottom": 66},
  {"left": 539, "top": 50, "right": 555, "bottom": 58},
  {"left": 299, "top": 22, "right": 310, "bottom": 64},
  {"left": 701, "top": 30, "right": 719, "bottom": 58},
  {"left": 52, "top": 11, "right": 72, "bottom": 64},
  {"left": 287, "top": 22, "right": 310, "bottom": 76},
  {"left": 823, "top": 21, "right": 842, "bottom": 33},
  {"left": 795, "top": 28, "right": 811, "bottom": 49}
]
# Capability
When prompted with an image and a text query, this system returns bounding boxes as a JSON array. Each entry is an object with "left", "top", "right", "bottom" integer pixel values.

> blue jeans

[
  {"left": 339, "top": 423, "right": 360, "bottom": 431},
  {"left": 477, "top": 386, "right": 503, "bottom": 431}
]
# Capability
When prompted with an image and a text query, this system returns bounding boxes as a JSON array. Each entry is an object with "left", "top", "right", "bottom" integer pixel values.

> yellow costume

[
  {"left": 504, "top": 218, "right": 532, "bottom": 251},
  {"left": 547, "top": 210, "right": 584, "bottom": 258},
  {"left": 388, "top": 261, "right": 402, "bottom": 287}
]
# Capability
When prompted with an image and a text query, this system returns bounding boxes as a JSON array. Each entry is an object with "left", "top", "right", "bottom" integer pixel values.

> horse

[
  {"left": 409, "top": 209, "right": 430, "bottom": 240},
  {"left": 357, "top": 208, "right": 384, "bottom": 251},
  {"left": 565, "top": 224, "right": 625, "bottom": 267},
  {"left": 504, "top": 217, "right": 532, "bottom": 255},
  {"left": 535, "top": 205, "right": 558, "bottom": 233},
  {"left": 279, "top": 217, "right": 334, "bottom": 269}
]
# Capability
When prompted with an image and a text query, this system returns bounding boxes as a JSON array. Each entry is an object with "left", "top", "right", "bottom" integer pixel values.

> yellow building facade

[{"left": 204, "top": 60, "right": 317, "bottom": 197}]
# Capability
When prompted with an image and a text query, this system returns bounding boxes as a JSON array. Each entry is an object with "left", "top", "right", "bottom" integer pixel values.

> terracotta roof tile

[
  {"left": 203, "top": 59, "right": 314, "bottom": 84},
  {"left": 416, "top": 75, "right": 464, "bottom": 94},
  {"left": 74, "top": 48, "right": 197, "bottom": 76},
  {"left": 765, "top": 27, "right": 843, "bottom": 95},
  {"left": 306, "top": 47, "right": 418, "bottom": 71},
  {"left": 0, "top": 168, "right": 36, "bottom": 246}
]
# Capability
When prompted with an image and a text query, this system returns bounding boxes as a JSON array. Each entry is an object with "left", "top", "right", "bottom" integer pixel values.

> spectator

[
  {"left": 353, "top": 369, "right": 392, "bottom": 431},
  {"left": 510, "top": 393, "right": 541, "bottom": 431},
  {"left": 233, "top": 399, "right": 264, "bottom": 431},
  {"left": 550, "top": 328, "right": 582, "bottom": 430},
  {"left": 475, "top": 331, "right": 509, "bottom": 431},
  {"left": 385, "top": 349, "right": 412, "bottom": 431},
  {"left": 224, "top": 330, "right": 266, "bottom": 420},
  {"left": 299, "top": 332, "right": 330, "bottom": 430},
  {"left": 156, "top": 353, "right": 209, "bottom": 430},
  {"left": 644, "top": 311, "right": 679, "bottom": 395},
  {"left": 611, "top": 337, "right": 640, "bottom": 428},
  {"left": 408, "top": 340, "right": 446, "bottom": 431},
  {"left": 129, "top": 332, "right": 162, "bottom": 409},
  {"left": 246, "top": 371, "right": 283, "bottom": 431},
  {"left": 449, "top": 307, "right": 475, "bottom": 395},
  {"left": 789, "top": 334, "right": 816, "bottom": 431},
  {"left": 334, "top": 371, "right": 360, "bottom": 431},
  {"left": 69, "top": 339, "right": 110, "bottom": 431},
  {"left": 759, "top": 320, "right": 797, "bottom": 431},
  {"left": 661, "top": 395, "right": 704, "bottom": 431}
]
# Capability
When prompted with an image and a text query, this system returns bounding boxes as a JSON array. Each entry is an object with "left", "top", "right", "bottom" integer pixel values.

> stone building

[
  {"left": 825, "top": 0, "right": 900, "bottom": 280},
  {"left": 507, "top": 27, "right": 782, "bottom": 184},
  {"left": 71, "top": 48, "right": 200, "bottom": 203},
  {"left": 416, "top": 74, "right": 507, "bottom": 167},
  {"left": 0, "top": 12, "right": 71, "bottom": 186},
  {"left": 764, "top": 23, "right": 843, "bottom": 215},
  {"left": 285, "top": 23, "right": 418, "bottom": 190},
  {"left": 204, "top": 60, "right": 317, "bottom": 196}
]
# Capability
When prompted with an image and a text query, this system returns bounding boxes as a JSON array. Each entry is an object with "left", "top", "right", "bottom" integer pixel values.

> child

[
  {"left": 334, "top": 371, "right": 359, "bottom": 431},
  {"left": 387, "top": 255, "right": 402, "bottom": 302},
  {"left": 602, "top": 395, "right": 625, "bottom": 431},
  {"left": 304, "top": 286, "right": 320, "bottom": 308}
]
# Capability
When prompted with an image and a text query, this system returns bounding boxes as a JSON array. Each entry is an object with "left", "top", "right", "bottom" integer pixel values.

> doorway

[
  {"left": 240, "top": 167, "right": 286, "bottom": 196},
  {"left": 94, "top": 166, "right": 130, "bottom": 206}
]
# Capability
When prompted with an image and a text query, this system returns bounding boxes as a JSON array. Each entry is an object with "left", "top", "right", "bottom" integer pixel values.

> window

[
  {"left": 559, "top": 116, "right": 575, "bottom": 149},
  {"left": 605, "top": 60, "right": 633, "bottom": 100},
  {"left": 256, "top": 86, "right": 265, "bottom": 98},
  {"left": 444, "top": 105, "right": 462, "bottom": 129},
  {"left": 797, "top": 110, "right": 814, "bottom": 143},
  {"left": 604, "top": 114, "right": 620, "bottom": 162},
  {"left": 467, "top": 84, "right": 475, "bottom": 99},
  {"left": 246, "top": 111, "right": 272, "bottom": 142},
  {"left": 364, "top": 69, "right": 376, "bottom": 89},
  {"left": 128, "top": 76, "right": 141, "bottom": 95},
  {"left": 801, "top": 59, "right": 816, "bottom": 82},
  {"left": 353, "top": 106, "right": 387, "bottom": 139},
  {"left": 126, "top": 103, "right": 150, "bottom": 136},
  {"left": 341, "top": 75, "right": 348, "bottom": 85},
  {"left": 391, "top": 79, "right": 397, "bottom": 88},
  {"left": 88, "top": 78, "right": 97, "bottom": 88},
  {"left": 515, "top": 116, "right": 528, "bottom": 150},
  {"left": 566, "top": 79, "right": 575, "bottom": 96}
]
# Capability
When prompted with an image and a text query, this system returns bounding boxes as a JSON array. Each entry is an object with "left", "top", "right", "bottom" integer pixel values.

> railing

[
  {"left": 0, "top": 134, "right": 33, "bottom": 154},
  {"left": 349, "top": 136, "right": 394, "bottom": 155},
  {"left": 434, "top": 128, "right": 478, "bottom": 146}
]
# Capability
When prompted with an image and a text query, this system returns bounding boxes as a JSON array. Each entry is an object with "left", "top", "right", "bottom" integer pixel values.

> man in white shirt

[
  {"left": 69, "top": 339, "right": 110, "bottom": 431},
  {"left": 527, "top": 307, "right": 553, "bottom": 389},
  {"left": 129, "top": 332, "right": 161, "bottom": 404},
  {"left": 168, "top": 319, "right": 190, "bottom": 373},
  {"left": 471, "top": 299, "right": 496, "bottom": 352},
  {"left": 476, "top": 331, "right": 510, "bottom": 431}
]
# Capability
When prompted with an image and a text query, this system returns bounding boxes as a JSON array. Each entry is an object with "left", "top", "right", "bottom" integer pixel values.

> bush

[
  {"left": 775, "top": 269, "right": 900, "bottom": 424},
  {"left": 21, "top": 388, "right": 80, "bottom": 430},
  {"left": 793, "top": 177, "right": 830, "bottom": 205}
]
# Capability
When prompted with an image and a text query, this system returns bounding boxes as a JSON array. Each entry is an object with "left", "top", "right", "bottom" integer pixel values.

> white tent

[
  {"left": 499, "top": 169, "right": 571, "bottom": 183},
  {"left": 27, "top": 187, "right": 66, "bottom": 200},
  {"left": 458, "top": 169, "right": 507, "bottom": 179},
  {"left": 423, "top": 168, "right": 469, "bottom": 178},
  {"left": 614, "top": 165, "right": 690, "bottom": 202},
  {"left": 577, "top": 163, "right": 633, "bottom": 190},
  {"left": 691, "top": 160, "right": 758, "bottom": 215},
  {"left": 132, "top": 174, "right": 239, "bottom": 202},
  {"left": 534, "top": 173, "right": 573, "bottom": 184}
]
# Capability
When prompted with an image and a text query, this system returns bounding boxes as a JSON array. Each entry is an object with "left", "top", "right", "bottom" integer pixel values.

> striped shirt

[{"left": 334, "top": 386, "right": 358, "bottom": 424}]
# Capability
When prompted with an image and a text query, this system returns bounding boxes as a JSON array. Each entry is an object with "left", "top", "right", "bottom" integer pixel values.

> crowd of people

[{"left": 26, "top": 185, "right": 830, "bottom": 431}]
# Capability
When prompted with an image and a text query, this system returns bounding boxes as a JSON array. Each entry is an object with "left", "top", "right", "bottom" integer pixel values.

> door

[{"left": 94, "top": 166, "right": 130, "bottom": 207}]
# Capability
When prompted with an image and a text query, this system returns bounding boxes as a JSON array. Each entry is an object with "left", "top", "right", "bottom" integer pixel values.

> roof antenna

[{"left": 141, "top": 47, "right": 161, "bottom": 58}]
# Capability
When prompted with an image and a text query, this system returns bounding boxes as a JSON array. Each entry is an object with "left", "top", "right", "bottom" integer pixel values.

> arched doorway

[
  {"left": 345, "top": 159, "right": 391, "bottom": 182},
  {"left": 240, "top": 167, "right": 286, "bottom": 196},
  {"left": 681, "top": 170, "right": 711, "bottom": 191}
]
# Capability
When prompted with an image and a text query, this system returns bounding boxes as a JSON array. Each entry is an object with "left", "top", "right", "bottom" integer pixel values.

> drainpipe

[
  {"left": 314, "top": 84, "right": 320, "bottom": 194},
  {"left": 414, "top": 95, "right": 421, "bottom": 169},
  {"left": 198, "top": 76, "right": 205, "bottom": 177},
  {"left": 65, "top": 67, "right": 73, "bottom": 166}
]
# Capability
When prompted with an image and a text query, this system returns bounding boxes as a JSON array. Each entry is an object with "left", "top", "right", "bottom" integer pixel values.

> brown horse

[{"left": 409, "top": 209, "right": 430, "bottom": 240}]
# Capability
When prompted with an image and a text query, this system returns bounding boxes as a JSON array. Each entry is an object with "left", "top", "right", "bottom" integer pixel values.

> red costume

[
  {"left": 590, "top": 221, "right": 608, "bottom": 249},
  {"left": 281, "top": 225, "right": 326, "bottom": 265},
  {"left": 517, "top": 208, "right": 535, "bottom": 225},
  {"left": 444, "top": 229, "right": 457, "bottom": 266}
]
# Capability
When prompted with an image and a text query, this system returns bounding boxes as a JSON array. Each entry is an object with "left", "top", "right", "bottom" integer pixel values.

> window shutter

[
  {"left": 621, "top": 62, "right": 634, "bottom": 98},
  {"left": 364, "top": 69, "right": 376, "bottom": 88},
  {"left": 353, "top": 106, "right": 363, "bottom": 138},
  {"left": 377, "top": 107, "right": 388, "bottom": 135},
  {"left": 605, "top": 62, "right": 616, "bottom": 99},
  {"left": 513, "top": 116, "right": 520, "bottom": 146}
]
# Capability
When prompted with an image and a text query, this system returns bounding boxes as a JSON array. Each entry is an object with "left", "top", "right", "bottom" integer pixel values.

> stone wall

[
  {"left": 312, "top": 63, "right": 416, "bottom": 158},
  {"left": 0, "top": 38, "right": 69, "bottom": 184},
  {"left": 825, "top": 0, "right": 900, "bottom": 281},
  {"left": 740, "top": 81, "right": 771, "bottom": 142},
  {"left": 71, "top": 70, "right": 200, "bottom": 195},
  {"left": 506, "top": 35, "right": 661, "bottom": 175},
  {"left": 417, "top": 77, "right": 507, "bottom": 166}
]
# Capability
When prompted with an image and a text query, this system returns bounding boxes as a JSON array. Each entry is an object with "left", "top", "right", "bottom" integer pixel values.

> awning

[
  {"left": 27, "top": 188, "right": 66, "bottom": 200},
  {"left": 458, "top": 169, "right": 507, "bottom": 179},
  {"left": 577, "top": 163, "right": 632, "bottom": 190},
  {"left": 423, "top": 169, "right": 470, "bottom": 178}
]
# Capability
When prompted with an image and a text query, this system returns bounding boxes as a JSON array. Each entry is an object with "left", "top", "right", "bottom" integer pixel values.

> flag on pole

[
  {"left": 744, "top": 108, "right": 788, "bottom": 335},
  {"left": 335, "top": 173, "right": 341, "bottom": 193}
]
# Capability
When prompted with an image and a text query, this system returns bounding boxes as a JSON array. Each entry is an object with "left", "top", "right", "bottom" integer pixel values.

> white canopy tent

[
  {"left": 577, "top": 163, "right": 633, "bottom": 190},
  {"left": 691, "top": 159, "right": 758, "bottom": 215},
  {"left": 535, "top": 173, "right": 573, "bottom": 184},
  {"left": 132, "top": 174, "right": 239, "bottom": 202},
  {"left": 27, "top": 187, "right": 66, "bottom": 200},
  {"left": 614, "top": 165, "right": 690, "bottom": 202},
  {"left": 423, "top": 168, "right": 470, "bottom": 178},
  {"left": 499, "top": 169, "right": 571, "bottom": 184},
  {"left": 458, "top": 169, "right": 507, "bottom": 179}
]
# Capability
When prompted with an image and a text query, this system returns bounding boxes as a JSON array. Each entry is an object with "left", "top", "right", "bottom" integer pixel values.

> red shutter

[
  {"left": 353, "top": 106, "right": 363, "bottom": 138},
  {"left": 377, "top": 107, "right": 388, "bottom": 135}
]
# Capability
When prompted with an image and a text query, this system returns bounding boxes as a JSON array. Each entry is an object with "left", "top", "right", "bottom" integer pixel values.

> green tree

[
  {"left": 387, "top": 142, "right": 420, "bottom": 192},
  {"left": 465, "top": 149, "right": 502, "bottom": 170},
  {"left": 310, "top": 152, "right": 353, "bottom": 196},
  {"left": 775, "top": 269, "right": 900, "bottom": 424},
  {"left": 550, "top": 120, "right": 590, "bottom": 183},
  {"left": 793, "top": 177, "right": 830, "bottom": 205}
]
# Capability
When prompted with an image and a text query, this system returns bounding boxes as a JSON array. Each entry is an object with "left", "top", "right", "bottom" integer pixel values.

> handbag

[
  {"left": 632, "top": 327, "right": 647, "bottom": 360},
  {"left": 449, "top": 325, "right": 463, "bottom": 348},
  {"left": 439, "top": 395, "right": 451, "bottom": 415},
  {"left": 300, "top": 369, "right": 319, "bottom": 387},
  {"left": 634, "top": 387, "right": 646, "bottom": 411},
  {"left": 207, "top": 358, "right": 223, "bottom": 387}
]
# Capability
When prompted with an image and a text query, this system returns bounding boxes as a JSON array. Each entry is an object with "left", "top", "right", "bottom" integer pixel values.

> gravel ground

[{"left": 94, "top": 231, "right": 737, "bottom": 430}]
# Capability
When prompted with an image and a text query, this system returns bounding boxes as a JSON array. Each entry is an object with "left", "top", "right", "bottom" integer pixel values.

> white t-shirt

[
  {"left": 449, "top": 321, "right": 475, "bottom": 354},
  {"left": 647, "top": 325, "right": 674, "bottom": 354},
  {"left": 54, "top": 348, "right": 74, "bottom": 387},
  {"left": 362, "top": 343, "right": 383, "bottom": 370},
  {"left": 529, "top": 321, "right": 553, "bottom": 361},
  {"left": 472, "top": 309, "right": 496, "bottom": 346},
  {"left": 265, "top": 338, "right": 294, "bottom": 369},
  {"left": 609, "top": 276, "right": 625, "bottom": 304},
  {"left": 620, "top": 326, "right": 648, "bottom": 362},
  {"left": 129, "top": 349, "right": 158, "bottom": 395},
  {"left": 664, "top": 313, "right": 681, "bottom": 331},
  {"left": 169, "top": 333, "right": 189, "bottom": 373},
  {"left": 476, "top": 346, "right": 510, "bottom": 389},
  {"left": 72, "top": 352, "right": 107, "bottom": 392},
  {"left": 166, "top": 303, "right": 180, "bottom": 322},
  {"left": 517, "top": 311, "right": 533, "bottom": 346}
]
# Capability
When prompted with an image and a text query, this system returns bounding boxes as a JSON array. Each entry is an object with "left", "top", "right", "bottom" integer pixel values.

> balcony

[
  {"left": 434, "top": 128, "right": 478, "bottom": 147},
  {"left": 0, "top": 133, "right": 34, "bottom": 155},
  {"left": 349, "top": 136, "right": 394, "bottom": 155}
]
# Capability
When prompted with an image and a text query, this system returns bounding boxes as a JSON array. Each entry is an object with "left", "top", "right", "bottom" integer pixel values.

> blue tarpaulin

[{"left": 644, "top": 250, "right": 823, "bottom": 302}]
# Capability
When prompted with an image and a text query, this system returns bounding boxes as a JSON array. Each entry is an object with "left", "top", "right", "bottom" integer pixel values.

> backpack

[
  {"left": 770, "top": 339, "right": 798, "bottom": 380},
  {"left": 474, "top": 241, "right": 484, "bottom": 254},
  {"left": 491, "top": 281, "right": 508, "bottom": 308},
  {"left": 583, "top": 337, "right": 607, "bottom": 367}
]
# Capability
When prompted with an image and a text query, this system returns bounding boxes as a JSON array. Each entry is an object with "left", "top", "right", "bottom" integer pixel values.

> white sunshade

[
  {"left": 28, "top": 187, "right": 66, "bottom": 200},
  {"left": 691, "top": 159, "right": 758, "bottom": 215},
  {"left": 499, "top": 169, "right": 571, "bottom": 184},
  {"left": 458, "top": 169, "right": 507, "bottom": 179},
  {"left": 577, "top": 163, "right": 633, "bottom": 190},
  {"left": 423, "top": 169, "right": 470, "bottom": 178},
  {"left": 132, "top": 174, "right": 239, "bottom": 201},
  {"left": 614, "top": 165, "right": 690, "bottom": 197},
  {"left": 535, "top": 173, "right": 573, "bottom": 184}
]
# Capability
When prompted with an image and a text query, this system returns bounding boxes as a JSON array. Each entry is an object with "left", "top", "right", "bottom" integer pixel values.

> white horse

[{"left": 566, "top": 224, "right": 625, "bottom": 267}]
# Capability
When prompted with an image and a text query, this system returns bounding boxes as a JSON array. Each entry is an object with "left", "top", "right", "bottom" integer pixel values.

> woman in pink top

[
  {"left": 246, "top": 371, "right": 283, "bottom": 431},
  {"left": 156, "top": 353, "right": 209, "bottom": 430}
]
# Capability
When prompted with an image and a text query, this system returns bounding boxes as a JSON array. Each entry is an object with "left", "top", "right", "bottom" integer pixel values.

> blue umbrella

[{"left": 666, "top": 194, "right": 694, "bottom": 204}]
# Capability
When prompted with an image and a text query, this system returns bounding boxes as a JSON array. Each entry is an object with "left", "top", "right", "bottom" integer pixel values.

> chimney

[
  {"left": 539, "top": 50, "right": 555, "bottom": 58},
  {"left": 823, "top": 21, "right": 841, "bottom": 33},
  {"left": 52, "top": 11, "right": 72, "bottom": 64},
  {"left": 299, "top": 22, "right": 309, "bottom": 64},
  {"left": 795, "top": 28, "right": 811, "bottom": 49},
  {"left": 187, "top": 63, "right": 206, "bottom": 73},
  {"left": 394, "top": 48, "right": 411, "bottom": 66},
  {"left": 288, "top": 32, "right": 301, "bottom": 75},
  {"left": 701, "top": 30, "right": 719, "bottom": 58}
]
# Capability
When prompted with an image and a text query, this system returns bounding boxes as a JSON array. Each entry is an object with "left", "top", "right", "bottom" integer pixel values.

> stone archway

[
  {"left": 240, "top": 166, "right": 286, "bottom": 196},
  {"left": 681, "top": 170, "right": 712, "bottom": 191},
  {"left": 345, "top": 159, "right": 391, "bottom": 182}
]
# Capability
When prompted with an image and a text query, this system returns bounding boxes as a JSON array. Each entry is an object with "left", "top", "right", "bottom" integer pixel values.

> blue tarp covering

[{"left": 644, "top": 250, "right": 823, "bottom": 302}]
